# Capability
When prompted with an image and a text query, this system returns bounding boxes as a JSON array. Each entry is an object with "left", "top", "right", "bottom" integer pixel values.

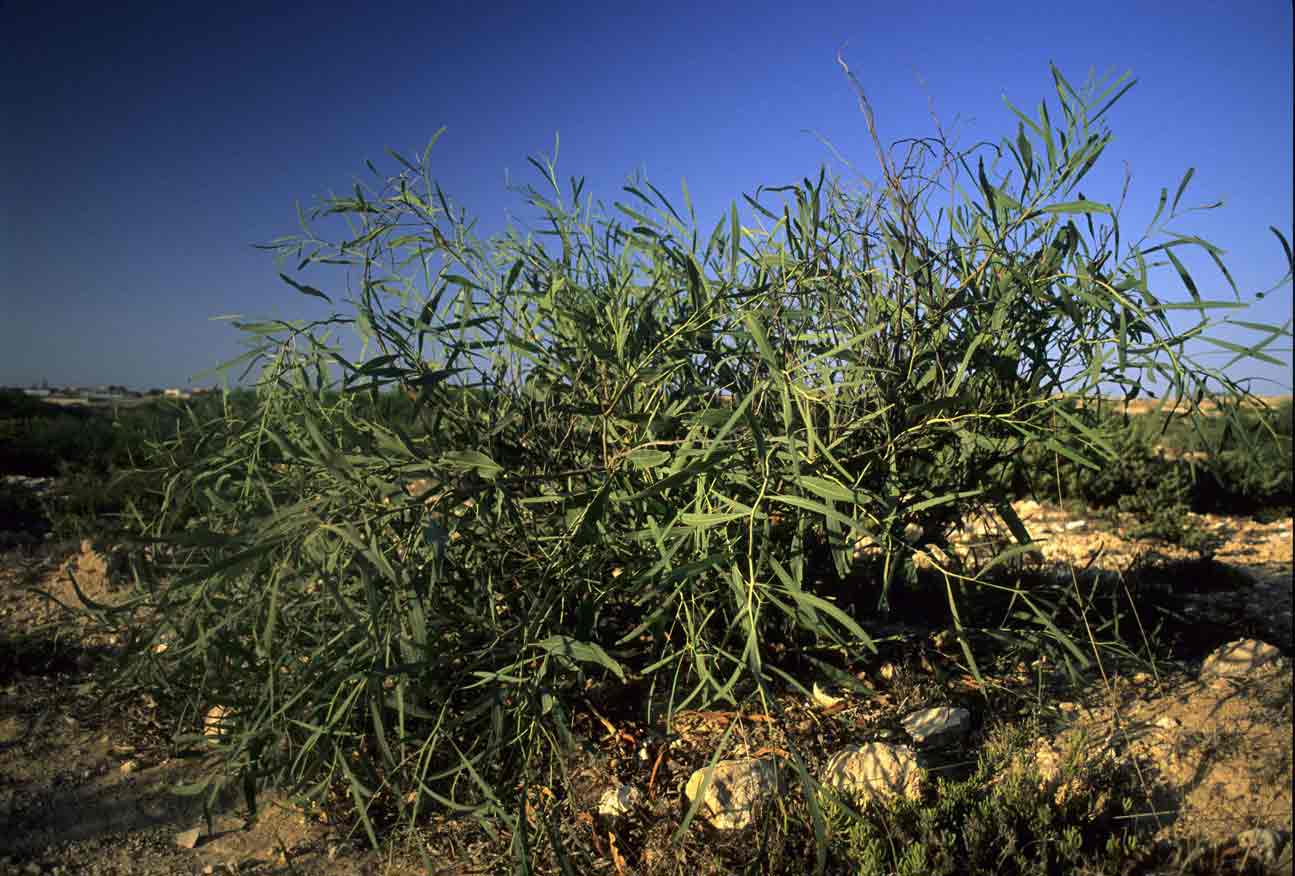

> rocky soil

[{"left": 0, "top": 501, "right": 1290, "bottom": 875}]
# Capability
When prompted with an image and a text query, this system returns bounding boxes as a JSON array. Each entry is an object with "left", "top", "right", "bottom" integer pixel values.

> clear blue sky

[{"left": 2, "top": 0, "right": 1291, "bottom": 394}]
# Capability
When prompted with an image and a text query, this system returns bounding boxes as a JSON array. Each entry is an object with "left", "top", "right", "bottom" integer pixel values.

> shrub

[
  {"left": 823, "top": 722, "right": 1145, "bottom": 875},
  {"left": 1024, "top": 402, "right": 1292, "bottom": 525},
  {"left": 97, "top": 60, "right": 1291, "bottom": 861}
]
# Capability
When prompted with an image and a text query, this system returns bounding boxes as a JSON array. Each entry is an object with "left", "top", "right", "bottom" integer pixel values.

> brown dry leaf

[
  {"left": 647, "top": 745, "right": 667, "bottom": 799},
  {"left": 608, "top": 830, "right": 628, "bottom": 876}
]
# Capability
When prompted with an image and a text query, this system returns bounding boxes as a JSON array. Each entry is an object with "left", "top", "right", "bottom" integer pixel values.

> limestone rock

[
  {"left": 1231, "top": 827, "right": 1287, "bottom": 867},
  {"left": 1200, "top": 639, "right": 1285, "bottom": 680},
  {"left": 901, "top": 706, "right": 970, "bottom": 748},
  {"left": 203, "top": 705, "right": 234, "bottom": 741},
  {"left": 811, "top": 683, "right": 844, "bottom": 710},
  {"left": 597, "top": 783, "right": 641, "bottom": 817},
  {"left": 822, "top": 742, "right": 923, "bottom": 805},
  {"left": 683, "top": 757, "right": 783, "bottom": 830}
]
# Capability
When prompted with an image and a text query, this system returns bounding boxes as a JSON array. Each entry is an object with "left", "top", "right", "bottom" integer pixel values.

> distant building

[{"left": 22, "top": 388, "right": 51, "bottom": 398}]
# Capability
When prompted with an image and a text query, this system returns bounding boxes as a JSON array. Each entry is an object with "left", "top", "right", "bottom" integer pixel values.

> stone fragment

[
  {"left": 174, "top": 827, "right": 201, "bottom": 849},
  {"left": 901, "top": 706, "right": 970, "bottom": 748},
  {"left": 683, "top": 758, "right": 783, "bottom": 830},
  {"left": 1232, "top": 827, "right": 1286, "bottom": 866},
  {"left": 822, "top": 743, "right": 923, "bottom": 805},
  {"left": 597, "top": 784, "right": 641, "bottom": 817},
  {"left": 811, "top": 683, "right": 844, "bottom": 709},
  {"left": 1199, "top": 639, "right": 1284, "bottom": 680},
  {"left": 203, "top": 705, "right": 234, "bottom": 741}
]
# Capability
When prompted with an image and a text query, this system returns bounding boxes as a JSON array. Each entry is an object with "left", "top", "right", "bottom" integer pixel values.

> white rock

[
  {"left": 1063, "top": 519, "right": 1087, "bottom": 531},
  {"left": 203, "top": 705, "right": 234, "bottom": 741},
  {"left": 1015, "top": 500, "right": 1042, "bottom": 518},
  {"left": 901, "top": 706, "right": 971, "bottom": 748},
  {"left": 1200, "top": 639, "right": 1284, "bottom": 680},
  {"left": 1233, "top": 827, "right": 1286, "bottom": 866},
  {"left": 811, "top": 683, "right": 844, "bottom": 709},
  {"left": 598, "top": 784, "right": 641, "bottom": 817},
  {"left": 1024, "top": 739, "right": 1091, "bottom": 806},
  {"left": 822, "top": 742, "right": 923, "bottom": 805},
  {"left": 684, "top": 758, "right": 783, "bottom": 830}
]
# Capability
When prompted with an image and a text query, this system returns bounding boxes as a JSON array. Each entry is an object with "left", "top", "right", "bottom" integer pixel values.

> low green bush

[
  {"left": 1018, "top": 400, "right": 1291, "bottom": 533},
  {"left": 91, "top": 60, "right": 1290, "bottom": 869},
  {"left": 0, "top": 478, "right": 48, "bottom": 536},
  {"left": 824, "top": 723, "right": 1145, "bottom": 876}
]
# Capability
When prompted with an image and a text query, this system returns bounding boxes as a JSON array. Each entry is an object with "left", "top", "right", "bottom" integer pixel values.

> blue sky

[{"left": 2, "top": 0, "right": 1291, "bottom": 394}]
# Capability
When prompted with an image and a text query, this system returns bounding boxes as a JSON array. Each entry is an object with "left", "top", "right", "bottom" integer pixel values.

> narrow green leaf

[
  {"left": 440, "top": 450, "right": 502, "bottom": 480},
  {"left": 729, "top": 202, "right": 741, "bottom": 279},
  {"left": 1038, "top": 200, "right": 1111, "bottom": 216},
  {"left": 532, "top": 636, "right": 626, "bottom": 682},
  {"left": 1090, "top": 74, "right": 1136, "bottom": 125},
  {"left": 977, "top": 156, "right": 997, "bottom": 227},
  {"left": 679, "top": 511, "right": 751, "bottom": 528},
  {"left": 1271, "top": 226, "right": 1294, "bottom": 275},
  {"left": 1016, "top": 123, "right": 1035, "bottom": 180},
  {"left": 780, "top": 588, "right": 876, "bottom": 652},
  {"left": 625, "top": 448, "right": 671, "bottom": 469},
  {"left": 1196, "top": 335, "right": 1287, "bottom": 367},
  {"left": 797, "top": 476, "right": 859, "bottom": 504},
  {"left": 1164, "top": 249, "right": 1201, "bottom": 302},
  {"left": 1170, "top": 167, "right": 1195, "bottom": 214},
  {"left": 743, "top": 313, "right": 778, "bottom": 370},
  {"left": 279, "top": 273, "right": 332, "bottom": 303}
]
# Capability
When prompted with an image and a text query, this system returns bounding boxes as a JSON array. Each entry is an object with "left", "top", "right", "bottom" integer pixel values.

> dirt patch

[{"left": 0, "top": 542, "right": 413, "bottom": 876}]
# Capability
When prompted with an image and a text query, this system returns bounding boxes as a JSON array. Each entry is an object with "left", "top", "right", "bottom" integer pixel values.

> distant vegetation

[
  {"left": 0, "top": 387, "right": 442, "bottom": 537},
  {"left": 3, "top": 387, "right": 1286, "bottom": 546}
]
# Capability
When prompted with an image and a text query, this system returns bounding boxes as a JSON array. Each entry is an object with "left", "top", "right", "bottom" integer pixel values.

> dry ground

[{"left": 0, "top": 503, "right": 1290, "bottom": 875}]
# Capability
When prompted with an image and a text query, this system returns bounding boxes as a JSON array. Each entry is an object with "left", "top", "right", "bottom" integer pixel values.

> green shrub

[
  {"left": 95, "top": 61, "right": 1291, "bottom": 864},
  {"left": 1019, "top": 398, "right": 1291, "bottom": 538},
  {"left": 0, "top": 401, "right": 108, "bottom": 477},
  {"left": 0, "top": 478, "right": 48, "bottom": 536},
  {"left": 824, "top": 723, "right": 1145, "bottom": 875}
]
